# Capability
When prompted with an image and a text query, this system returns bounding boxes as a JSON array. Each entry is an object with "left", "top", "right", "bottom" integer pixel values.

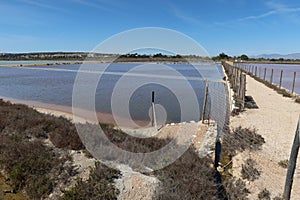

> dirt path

[{"left": 230, "top": 75, "right": 300, "bottom": 199}]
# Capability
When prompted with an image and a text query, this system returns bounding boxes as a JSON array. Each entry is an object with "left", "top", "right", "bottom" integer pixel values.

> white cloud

[
  {"left": 71, "top": 0, "right": 112, "bottom": 11},
  {"left": 168, "top": 4, "right": 200, "bottom": 25},
  {"left": 216, "top": 1, "right": 300, "bottom": 26},
  {"left": 18, "top": 0, "right": 68, "bottom": 13}
]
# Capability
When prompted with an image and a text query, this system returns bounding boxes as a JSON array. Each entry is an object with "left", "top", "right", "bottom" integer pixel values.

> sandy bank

[{"left": 0, "top": 96, "right": 151, "bottom": 128}]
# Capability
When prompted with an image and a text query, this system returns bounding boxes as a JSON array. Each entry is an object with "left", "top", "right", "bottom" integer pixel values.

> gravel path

[{"left": 230, "top": 74, "right": 300, "bottom": 199}]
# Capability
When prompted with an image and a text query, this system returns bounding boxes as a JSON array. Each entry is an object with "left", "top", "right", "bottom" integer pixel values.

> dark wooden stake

[
  {"left": 283, "top": 117, "right": 300, "bottom": 200},
  {"left": 202, "top": 83, "right": 209, "bottom": 123},
  {"left": 270, "top": 69, "right": 274, "bottom": 84},
  {"left": 263, "top": 68, "right": 267, "bottom": 80},
  {"left": 292, "top": 72, "right": 296, "bottom": 94},
  {"left": 279, "top": 70, "right": 283, "bottom": 88},
  {"left": 151, "top": 91, "right": 157, "bottom": 128},
  {"left": 255, "top": 66, "right": 257, "bottom": 76}
]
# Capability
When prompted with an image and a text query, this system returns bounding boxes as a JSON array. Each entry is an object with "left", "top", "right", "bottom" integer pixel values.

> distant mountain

[{"left": 254, "top": 53, "right": 300, "bottom": 60}]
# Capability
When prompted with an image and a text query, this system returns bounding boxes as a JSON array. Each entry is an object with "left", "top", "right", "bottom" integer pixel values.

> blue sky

[{"left": 1, "top": 0, "right": 300, "bottom": 56}]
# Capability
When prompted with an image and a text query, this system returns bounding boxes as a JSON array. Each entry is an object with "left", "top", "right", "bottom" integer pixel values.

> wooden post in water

[
  {"left": 279, "top": 70, "right": 283, "bottom": 88},
  {"left": 270, "top": 69, "right": 274, "bottom": 84},
  {"left": 263, "top": 68, "right": 267, "bottom": 81},
  {"left": 202, "top": 83, "right": 209, "bottom": 124},
  {"left": 292, "top": 72, "right": 296, "bottom": 94},
  {"left": 151, "top": 91, "right": 157, "bottom": 129},
  {"left": 259, "top": 67, "right": 262, "bottom": 78},
  {"left": 283, "top": 116, "right": 300, "bottom": 200},
  {"left": 255, "top": 66, "right": 257, "bottom": 77}
]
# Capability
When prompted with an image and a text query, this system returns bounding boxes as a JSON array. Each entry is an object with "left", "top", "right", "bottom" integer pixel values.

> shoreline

[
  {"left": 0, "top": 60, "right": 219, "bottom": 68},
  {"left": 0, "top": 60, "right": 83, "bottom": 68},
  {"left": 0, "top": 96, "right": 151, "bottom": 128}
]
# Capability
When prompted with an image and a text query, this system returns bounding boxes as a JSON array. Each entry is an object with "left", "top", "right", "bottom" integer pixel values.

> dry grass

[
  {"left": 153, "top": 147, "right": 218, "bottom": 200},
  {"left": 222, "top": 126, "right": 265, "bottom": 156},
  {"left": 61, "top": 162, "right": 121, "bottom": 200},
  {"left": 0, "top": 99, "right": 84, "bottom": 150},
  {"left": 241, "top": 159, "right": 261, "bottom": 181}
]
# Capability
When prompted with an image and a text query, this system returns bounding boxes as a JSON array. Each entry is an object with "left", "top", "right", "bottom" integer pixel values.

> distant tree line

[
  {"left": 2, "top": 52, "right": 295, "bottom": 63},
  {"left": 212, "top": 52, "right": 300, "bottom": 63},
  {"left": 119, "top": 53, "right": 183, "bottom": 59},
  {"left": 0, "top": 52, "right": 88, "bottom": 61},
  {"left": 212, "top": 52, "right": 249, "bottom": 61},
  {"left": 0, "top": 52, "right": 206, "bottom": 62}
]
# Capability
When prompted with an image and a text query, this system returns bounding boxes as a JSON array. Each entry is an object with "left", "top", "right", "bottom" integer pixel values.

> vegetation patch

[
  {"left": 258, "top": 188, "right": 271, "bottom": 200},
  {"left": 220, "top": 126, "right": 266, "bottom": 198},
  {"left": 223, "top": 126, "right": 265, "bottom": 156},
  {"left": 101, "top": 124, "right": 171, "bottom": 153},
  {"left": 0, "top": 99, "right": 84, "bottom": 150},
  {"left": 0, "top": 99, "right": 122, "bottom": 199},
  {"left": 0, "top": 99, "right": 267, "bottom": 199},
  {"left": 295, "top": 97, "right": 300, "bottom": 104},
  {"left": 153, "top": 147, "right": 218, "bottom": 200},
  {"left": 0, "top": 133, "right": 73, "bottom": 199},
  {"left": 241, "top": 159, "right": 261, "bottom": 181},
  {"left": 62, "top": 162, "right": 121, "bottom": 200},
  {"left": 278, "top": 159, "right": 289, "bottom": 169},
  {"left": 223, "top": 178, "right": 250, "bottom": 200}
]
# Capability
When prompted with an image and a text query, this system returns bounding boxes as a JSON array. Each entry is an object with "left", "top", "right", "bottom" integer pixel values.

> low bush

[
  {"left": 0, "top": 134, "right": 73, "bottom": 199},
  {"left": 258, "top": 188, "right": 271, "bottom": 200},
  {"left": 62, "top": 162, "right": 120, "bottom": 200},
  {"left": 241, "top": 158, "right": 260, "bottom": 181},
  {"left": 223, "top": 178, "right": 250, "bottom": 200},
  {"left": 295, "top": 97, "right": 300, "bottom": 104},
  {"left": 101, "top": 123, "right": 171, "bottom": 153},
  {"left": 153, "top": 147, "right": 218, "bottom": 200},
  {"left": 223, "top": 126, "right": 265, "bottom": 156},
  {"left": 278, "top": 159, "right": 289, "bottom": 168},
  {"left": 0, "top": 99, "right": 84, "bottom": 150}
]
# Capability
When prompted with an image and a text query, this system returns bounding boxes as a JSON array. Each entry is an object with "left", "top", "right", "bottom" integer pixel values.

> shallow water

[
  {"left": 0, "top": 63, "right": 225, "bottom": 124},
  {"left": 244, "top": 63, "right": 300, "bottom": 94}
]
